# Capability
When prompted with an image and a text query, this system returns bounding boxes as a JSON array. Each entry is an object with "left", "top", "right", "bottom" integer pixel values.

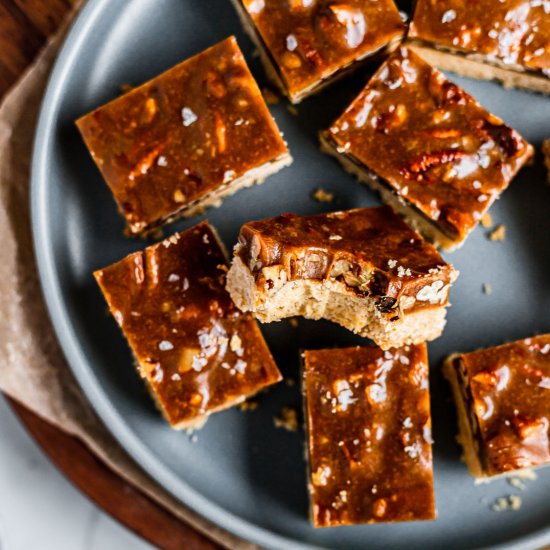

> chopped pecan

[
  {"left": 368, "top": 271, "right": 390, "bottom": 296},
  {"left": 204, "top": 71, "right": 226, "bottom": 99},
  {"left": 486, "top": 419, "right": 550, "bottom": 472},
  {"left": 400, "top": 149, "right": 465, "bottom": 181},
  {"left": 372, "top": 498, "right": 388, "bottom": 518},
  {"left": 294, "top": 252, "right": 330, "bottom": 279},
  {"left": 128, "top": 144, "right": 164, "bottom": 181},
  {"left": 327, "top": 4, "right": 366, "bottom": 49},
  {"left": 281, "top": 51, "right": 302, "bottom": 68},
  {"left": 214, "top": 112, "right": 227, "bottom": 153},
  {"left": 471, "top": 365, "right": 510, "bottom": 392},
  {"left": 475, "top": 119, "right": 523, "bottom": 157},
  {"left": 329, "top": 259, "right": 352, "bottom": 278},
  {"left": 179, "top": 347, "right": 201, "bottom": 373},
  {"left": 374, "top": 104, "right": 408, "bottom": 134},
  {"left": 142, "top": 97, "right": 158, "bottom": 124},
  {"left": 422, "top": 128, "right": 462, "bottom": 139},
  {"left": 439, "top": 81, "right": 467, "bottom": 107},
  {"left": 376, "top": 296, "right": 397, "bottom": 313},
  {"left": 513, "top": 417, "right": 549, "bottom": 441}
]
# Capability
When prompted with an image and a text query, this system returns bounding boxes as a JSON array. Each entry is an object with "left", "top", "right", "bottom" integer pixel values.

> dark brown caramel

[
  {"left": 235, "top": 0, "right": 404, "bottom": 101},
  {"left": 238, "top": 207, "right": 457, "bottom": 317},
  {"left": 409, "top": 1, "right": 550, "bottom": 75},
  {"left": 303, "top": 345, "right": 435, "bottom": 527},
  {"left": 453, "top": 335, "right": 550, "bottom": 476},
  {"left": 94, "top": 221, "right": 281, "bottom": 428},
  {"left": 77, "top": 37, "right": 289, "bottom": 233},
  {"left": 323, "top": 47, "right": 533, "bottom": 243}
]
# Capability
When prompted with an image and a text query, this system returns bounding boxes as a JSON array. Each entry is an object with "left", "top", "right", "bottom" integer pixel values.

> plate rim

[{"left": 29, "top": 1, "right": 550, "bottom": 549}]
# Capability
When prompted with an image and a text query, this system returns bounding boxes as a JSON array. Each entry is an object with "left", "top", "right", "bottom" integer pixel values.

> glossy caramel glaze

[
  {"left": 94, "top": 222, "right": 281, "bottom": 428},
  {"left": 303, "top": 345, "right": 435, "bottom": 527},
  {"left": 77, "top": 37, "right": 288, "bottom": 233},
  {"left": 409, "top": 0, "right": 550, "bottom": 75},
  {"left": 323, "top": 47, "right": 533, "bottom": 242},
  {"left": 454, "top": 334, "right": 550, "bottom": 476},
  {"left": 237, "top": 207, "right": 457, "bottom": 317},
  {"left": 238, "top": 0, "right": 404, "bottom": 100}
]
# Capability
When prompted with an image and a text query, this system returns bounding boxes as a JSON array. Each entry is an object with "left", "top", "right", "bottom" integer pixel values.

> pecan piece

[
  {"left": 400, "top": 149, "right": 465, "bottom": 181},
  {"left": 128, "top": 144, "right": 164, "bottom": 181},
  {"left": 513, "top": 417, "right": 549, "bottom": 442},
  {"left": 486, "top": 418, "right": 550, "bottom": 472},
  {"left": 376, "top": 296, "right": 397, "bottom": 313},
  {"left": 471, "top": 365, "right": 510, "bottom": 392},
  {"left": 475, "top": 119, "right": 523, "bottom": 157},
  {"left": 421, "top": 128, "right": 462, "bottom": 139},
  {"left": 214, "top": 112, "right": 227, "bottom": 154},
  {"left": 439, "top": 81, "right": 467, "bottom": 107},
  {"left": 204, "top": 71, "right": 226, "bottom": 99},
  {"left": 327, "top": 4, "right": 366, "bottom": 49},
  {"left": 374, "top": 104, "right": 407, "bottom": 134}
]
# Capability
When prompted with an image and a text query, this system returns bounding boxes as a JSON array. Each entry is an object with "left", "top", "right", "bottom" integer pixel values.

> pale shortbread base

[
  {"left": 229, "top": 0, "right": 401, "bottom": 104},
  {"left": 407, "top": 42, "right": 550, "bottom": 95},
  {"left": 444, "top": 355, "right": 539, "bottom": 482},
  {"left": 227, "top": 255, "right": 447, "bottom": 350},
  {"left": 131, "top": 153, "right": 292, "bottom": 234},
  {"left": 320, "top": 136, "right": 461, "bottom": 251}
]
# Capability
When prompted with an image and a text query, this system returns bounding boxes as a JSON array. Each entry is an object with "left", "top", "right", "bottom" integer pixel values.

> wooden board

[{"left": 8, "top": 399, "right": 223, "bottom": 550}]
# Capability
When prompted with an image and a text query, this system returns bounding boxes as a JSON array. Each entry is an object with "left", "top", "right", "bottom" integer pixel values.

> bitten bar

[
  {"left": 408, "top": 0, "right": 550, "bottom": 94},
  {"left": 94, "top": 221, "right": 281, "bottom": 429},
  {"left": 444, "top": 335, "right": 550, "bottom": 478},
  {"left": 321, "top": 47, "right": 533, "bottom": 250},
  {"left": 230, "top": 0, "right": 405, "bottom": 103},
  {"left": 226, "top": 207, "right": 457, "bottom": 350},
  {"left": 77, "top": 37, "right": 291, "bottom": 233},
  {"left": 303, "top": 345, "right": 435, "bottom": 527}
]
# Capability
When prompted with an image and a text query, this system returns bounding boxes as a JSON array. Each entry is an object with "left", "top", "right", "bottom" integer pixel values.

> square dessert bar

[
  {"left": 303, "top": 344, "right": 435, "bottom": 527},
  {"left": 94, "top": 221, "right": 281, "bottom": 429},
  {"left": 321, "top": 47, "right": 533, "bottom": 251},
  {"left": 444, "top": 335, "right": 550, "bottom": 478},
  {"left": 408, "top": 0, "right": 550, "bottom": 94},
  {"left": 226, "top": 206, "right": 457, "bottom": 350},
  {"left": 77, "top": 37, "right": 291, "bottom": 234},
  {"left": 231, "top": 0, "right": 405, "bottom": 103}
]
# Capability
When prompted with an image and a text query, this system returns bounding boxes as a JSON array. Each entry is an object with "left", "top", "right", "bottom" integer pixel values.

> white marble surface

[{"left": 0, "top": 395, "right": 154, "bottom": 550}]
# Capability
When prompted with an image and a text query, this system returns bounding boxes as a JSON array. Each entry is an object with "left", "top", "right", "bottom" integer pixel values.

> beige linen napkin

[{"left": 0, "top": 9, "right": 255, "bottom": 550}]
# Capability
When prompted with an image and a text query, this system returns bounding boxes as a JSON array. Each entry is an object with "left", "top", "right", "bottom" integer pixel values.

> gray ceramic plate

[{"left": 31, "top": 1, "right": 550, "bottom": 548}]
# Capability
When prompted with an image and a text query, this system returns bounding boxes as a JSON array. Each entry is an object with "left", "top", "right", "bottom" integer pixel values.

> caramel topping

[
  {"left": 324, "top": 47, "right": 533, "bottom": 241},
  {"left": 94, "top": 222, "right": 281, "bottom": 427},
  {"left": 410, "top": 0, "right": 550, "bottom": 73},
  {"left": 237, "top": 207, "right": 456, "bottom": 316},
  {"left": 77, "top": 37, "right": 288, "bottom": 233},
  {"left": 239, "top": 0, "right": 405, "bottom": 99},
  {"left": 303, "top": 345, "right": 435, "bottom": 526},
  {"left": 457, "top": 334, "right": 550, "bottom": 475}
]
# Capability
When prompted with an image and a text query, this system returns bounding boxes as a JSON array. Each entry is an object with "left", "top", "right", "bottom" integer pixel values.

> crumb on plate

[
  {"left": 312, "top": 188, "right": 334, "bottom": 203},
  {"left": 491, "top": 495, "right": 522, "bottom": 512},
  {"left": 274, "top": 406, "right": 298, "bottom": 431},
  {"left": 488, "top": 224, "right": 506, "bottom": 242}
]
